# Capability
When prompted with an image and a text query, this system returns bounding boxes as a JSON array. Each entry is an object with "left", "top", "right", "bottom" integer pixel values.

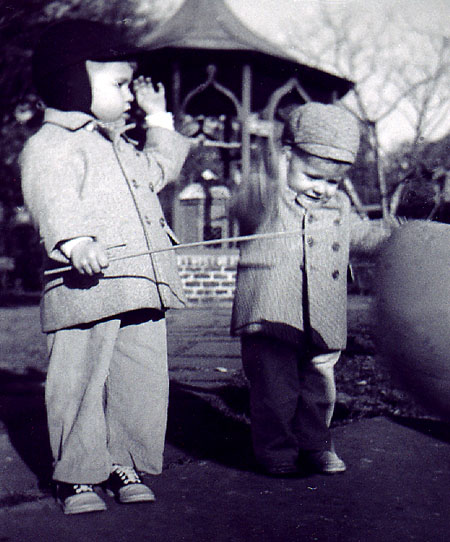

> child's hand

[
  {"left": 70, "top": 239, "right": 109, "bottom": 276},
  {"left": 133, "top": 76, "right": 166, "bottom": 116}
]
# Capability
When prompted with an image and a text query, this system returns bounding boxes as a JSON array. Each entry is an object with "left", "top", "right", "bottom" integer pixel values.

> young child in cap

[
  {"left": 231, "top": 102, "right": 390, "bottom": 476},
  {"left": 20, "top": 19, "right": 191, "bottom": 514}
]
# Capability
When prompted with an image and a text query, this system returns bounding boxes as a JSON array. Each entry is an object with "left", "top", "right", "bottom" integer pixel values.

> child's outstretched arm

[{"left": 349, "top": 212, "right": 396, "bottom": 255}]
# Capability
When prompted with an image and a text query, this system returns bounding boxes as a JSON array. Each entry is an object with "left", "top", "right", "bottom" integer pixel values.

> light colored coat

[
  {"left": 20, "top": 109, "right": 190, "bottom": 332},
  {"left": 231, "top": 173, "right": 388, "bottom": 350}
]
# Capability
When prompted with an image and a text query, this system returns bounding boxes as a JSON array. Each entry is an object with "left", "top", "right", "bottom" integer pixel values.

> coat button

[
  {"left": 332, "top": 242, "right": 340, "bottom": 252},
  {"left": 333, "top": 218, "right": 341, "bottom": 226},
  {"left": 144, "top": 215, "right": 151, "bottom": 225},
  {"left": 159, "top": 217, "right": 166, "bottom": 227},
  {"left": 308, "top": 214, "right": 314, "bottom": 223},
  {"left": 149, "top": 182, "right": 155, "bottom": 192},
  {"left": 332, "top": 270, "right": 340, "bottom": 280},
  {"left": 307, "top": 236, "right": 314, "bottom": 247},
  {"left": 131, "top": 179, "right": 139, "bottom": 188}
]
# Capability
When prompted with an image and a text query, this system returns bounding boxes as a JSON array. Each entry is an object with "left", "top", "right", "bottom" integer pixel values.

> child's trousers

[
  {"left": 45, "top": 309, "right": 168, "bottom": 484},
  {"left": 241, "top": 333, "right": 340, "bottom": 471}
]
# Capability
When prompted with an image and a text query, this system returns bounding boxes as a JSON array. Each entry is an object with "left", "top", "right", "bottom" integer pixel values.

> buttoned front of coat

[
  {"left": 231, "top": 177, "right": 388, "bottom": 350},
  {"left": 20, "top": 109, "right": 191, "bottom": 332},
  {"left": 302, "top": 198, "right": 351, "bottom": 349}
]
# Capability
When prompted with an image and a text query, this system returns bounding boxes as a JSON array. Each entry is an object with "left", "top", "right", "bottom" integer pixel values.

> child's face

[
  {"left": 287, "top": 150, "right": 351, "bottom": 207},
  {"left": 86, "top": 60, "right": 134, "bottom": 122}
]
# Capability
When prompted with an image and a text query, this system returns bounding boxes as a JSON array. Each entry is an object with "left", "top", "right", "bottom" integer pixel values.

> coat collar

[
  {"left": 43, "top": 108, "right": 136, "bottom": 144},
  {"left": 43, "top": 108, "right": 94, "bottom": 131}
]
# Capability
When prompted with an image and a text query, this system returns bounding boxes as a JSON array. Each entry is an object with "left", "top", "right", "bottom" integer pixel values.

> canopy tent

[{"left": 137, "top": 0, "right": 353, "bottom": 115}]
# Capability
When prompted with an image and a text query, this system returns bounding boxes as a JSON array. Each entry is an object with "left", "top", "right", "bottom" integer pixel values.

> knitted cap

[
  {"left": 32, "top": 19, "right": 141, "bottom": 113},
  {"left": 283, "top": 102, "right": 360, "bottom": 164}
]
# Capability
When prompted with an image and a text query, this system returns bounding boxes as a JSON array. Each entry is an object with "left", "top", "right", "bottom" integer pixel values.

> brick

[{"left": 177, "top": 250, "right": 241, "bottom": 304}]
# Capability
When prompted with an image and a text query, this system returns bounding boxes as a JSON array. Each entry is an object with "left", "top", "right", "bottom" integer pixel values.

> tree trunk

[{"left": 370, "top": 123, "right": 390, "bottom": 220}]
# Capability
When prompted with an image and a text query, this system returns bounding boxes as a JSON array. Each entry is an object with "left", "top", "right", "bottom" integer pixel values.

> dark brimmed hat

[
  {"left": 32, "top": 19, "right": 142, "bottom": 113},
  {"left": 283, "top": 102, "right": 360, "bottom": 164}
]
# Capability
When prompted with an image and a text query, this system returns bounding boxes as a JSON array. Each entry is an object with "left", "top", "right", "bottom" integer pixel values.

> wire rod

[{"left": 44, "top": 228, "right": 304, "bottom": 277}]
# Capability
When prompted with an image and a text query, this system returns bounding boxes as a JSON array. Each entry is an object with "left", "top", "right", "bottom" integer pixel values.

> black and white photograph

[{"left": 0, "top": 0, "right": 449, "bottom": 540}]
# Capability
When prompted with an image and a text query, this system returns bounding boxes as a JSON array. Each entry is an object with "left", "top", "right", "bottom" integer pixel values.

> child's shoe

[
  {"left": 106, "top": 464, "right": 155, "bottom": 504},
  {"left": 57, "top": 483, "right": 107, "bottom": 515},
  {"left": 302, "top": 450, "right": 347, "bottom": 474}
]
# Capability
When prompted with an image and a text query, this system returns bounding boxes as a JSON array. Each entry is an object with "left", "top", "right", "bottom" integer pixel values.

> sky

[
  {"left": 227, "top": 0, "right": 450, "bottom": 150},
  {"left": 150, "top": 0, "right": 449, "bottom": 151},
  {"left": 228, "top": 0, "right": 450, "bottom": 38}
]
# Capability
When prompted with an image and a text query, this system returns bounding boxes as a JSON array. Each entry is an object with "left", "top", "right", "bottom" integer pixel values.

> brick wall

[
  {"left": 176, "top": 249, "right": 375, "bottom": 306},
  {"left": 177, "top": 249, "right": 239, "bottom": 306}
]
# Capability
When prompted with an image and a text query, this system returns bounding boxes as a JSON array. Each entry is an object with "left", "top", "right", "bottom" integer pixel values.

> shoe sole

[
  {"left": 118, "top": 493, "right": 156, "bottom": 504},
  {"left": 62, "top": 495, "right": 107, "bottom": 515},
  {"left": 317, "top": 466, "right": 347, "bottom": 474},
  {"left": 106, "top": 488, "right": 156, "bottom": 504},
  {"left": 311, "top": 462, "right": 347, "bottom": 475}
]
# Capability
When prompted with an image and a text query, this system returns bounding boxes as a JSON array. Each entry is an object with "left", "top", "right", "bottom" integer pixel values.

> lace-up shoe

[
  {"left": 57, "top": 483, "right": 107, "bottom": 514},
  {"left": 106, "top": 464, "right": 155, "bottom": 503}
]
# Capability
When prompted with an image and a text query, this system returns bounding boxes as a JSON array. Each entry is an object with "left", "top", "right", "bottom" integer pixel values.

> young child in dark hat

[
  {"left": 231, "top": 102, "right": 391, "bottom": 476},
  {"left": 20, "top": 19, "right": 191, "bottom": 514}
]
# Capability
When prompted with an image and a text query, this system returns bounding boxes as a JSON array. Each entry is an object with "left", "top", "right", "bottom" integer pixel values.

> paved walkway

[{"left": 0, "top": 300, "right": 449, "bottom": 541}]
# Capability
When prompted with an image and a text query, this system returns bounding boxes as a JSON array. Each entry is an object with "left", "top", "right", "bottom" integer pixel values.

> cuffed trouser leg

[
  {"left": 241, "top": 334, "right": 341, "bottom": 469},
  {"left": 241, "top": 334, "right": 301, "bottom": 470},
  {"left": 293, "top": 349, "right": 340, "bottom": 452},
  {"left": 105, "top": 311, "right": 168, "bottom": 475},
  {"left": 46, "top": 318, "right": 121, "bottom": 484},
  {"left": 46, "top": 310, "right": 168, "bottom": 484}
]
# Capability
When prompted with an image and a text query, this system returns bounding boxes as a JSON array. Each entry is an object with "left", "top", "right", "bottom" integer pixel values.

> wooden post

[
  {"left": 172, "top": 62, "right": 182, "bottom": 127},
  {"left": 241, "top": 64, "right": 252, "bottom": 188},
  {"left": 171, "top": 61, "right": 183, "bottom": 238}
]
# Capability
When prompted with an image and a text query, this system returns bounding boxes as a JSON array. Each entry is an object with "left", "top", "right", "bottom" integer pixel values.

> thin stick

[{"left": 44, "top": 229, "right": 303, "bottom": 277}]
